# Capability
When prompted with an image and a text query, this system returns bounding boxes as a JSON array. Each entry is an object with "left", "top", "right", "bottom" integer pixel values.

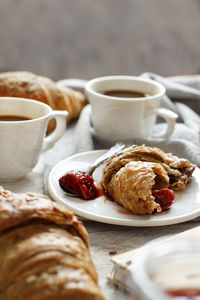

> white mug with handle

[
  {"left": 0, "top": 97, "right": 68, "bottom": 182},
  {"left": 85, "top": 76, "right": 178, "bottom": 142}
]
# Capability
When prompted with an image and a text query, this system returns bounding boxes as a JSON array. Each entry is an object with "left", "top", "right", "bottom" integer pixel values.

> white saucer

[{"left": 47, "top": 150, "right": 200, "bottom": 227}]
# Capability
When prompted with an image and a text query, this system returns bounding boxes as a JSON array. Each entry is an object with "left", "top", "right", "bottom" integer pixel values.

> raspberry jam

[
  {"left": 166, "top": 288, "right": 200, "bottom": 299},
  {"left": 152, "top": 189, "right": 175, "bottom": 211},
  {"left": 59, "top": 170, "right": 99, "bottom": 200}
]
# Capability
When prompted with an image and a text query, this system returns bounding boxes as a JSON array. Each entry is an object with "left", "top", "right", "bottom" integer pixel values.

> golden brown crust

[
  {"left": 0, "top": 186, "right": 89, "bottom": 246},
  {"left": 0, "top": 186, "right": 105, "bottom": 300},
  {"left": 102, "top": 144, "right": 195, "bottom": 214},
  {"left": 0, "top": 224, "right": 102, "bottom": 300},
  {"left": 0, "top": 71, "right": 86, "bottom": 130},
  {"left": 102, "top": 144, "right": 195, "bottom": 192},
  {"left": 103, "top": 161, "right": 169, "bottom": 214}
]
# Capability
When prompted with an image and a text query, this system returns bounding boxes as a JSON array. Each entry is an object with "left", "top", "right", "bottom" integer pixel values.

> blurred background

[{"left": 0, "top": 0, "right": 199, "bottom": 81}]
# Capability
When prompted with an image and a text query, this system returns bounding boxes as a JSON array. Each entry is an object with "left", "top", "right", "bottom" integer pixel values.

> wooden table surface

[{"left": 84, "top": 218, "right": 200, "bottom": 299}]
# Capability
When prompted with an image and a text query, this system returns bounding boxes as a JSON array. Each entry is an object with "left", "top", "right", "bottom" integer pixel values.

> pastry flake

[
  {"left": 103, "top": 144, "right": 195, "bottom": 192},
  {"left": 102, "top": 144, "right": 195, "bottom": 215},
  {"left": 103, "top": 161, "right": 170, "bottom": 214},
  {"left": 0, "top": 186, "right": 105, "bottom": 300}
]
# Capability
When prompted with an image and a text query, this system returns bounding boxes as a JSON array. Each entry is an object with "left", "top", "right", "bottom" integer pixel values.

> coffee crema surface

[
  {"left": 0, "top": 115, "right": 31, "bottom": 121},
  {"left": 103, "top": 89, "right": 149, "bottom": 98}
]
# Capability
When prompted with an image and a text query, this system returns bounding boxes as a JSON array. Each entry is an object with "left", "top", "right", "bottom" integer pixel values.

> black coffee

[
  {"left": 0, "top": 115, "right": 31, "bottom": 121},
  {"left": 103, "top": 89, "right": 148, "bottom": 98}
]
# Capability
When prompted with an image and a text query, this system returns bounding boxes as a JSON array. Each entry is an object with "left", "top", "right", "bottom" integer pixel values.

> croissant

[
  {"left": 0, "top": 71, "right": 86, "bottom": 130},
  {"left": 102, "top": 144, "right": 195, "bottom": 192},
  {"left": 0, "top": 186, "right": 105, "bottom": 300},
  {"left": 103, "top": 161, "right": 169, "bottom": 214},
  {"left": 102, "top": 144, "right": 195, "bottom": 214}
]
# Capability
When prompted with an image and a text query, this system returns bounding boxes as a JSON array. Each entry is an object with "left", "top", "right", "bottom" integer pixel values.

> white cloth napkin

[{"left": 75, "top": 73, "right": 200, "bottom": 166}]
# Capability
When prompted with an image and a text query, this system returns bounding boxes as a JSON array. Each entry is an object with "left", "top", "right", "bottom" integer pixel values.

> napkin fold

[{"left": 75, "top": 73, "right": 200, "bottom": 166}]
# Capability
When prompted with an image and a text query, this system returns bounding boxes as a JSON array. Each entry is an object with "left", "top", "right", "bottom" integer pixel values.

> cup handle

[
  {"left": 151, "top": 108, "right": 178, "bottom": 138},
  {"left": 42, "top": 110, "right": 68, "bottom": 152}
]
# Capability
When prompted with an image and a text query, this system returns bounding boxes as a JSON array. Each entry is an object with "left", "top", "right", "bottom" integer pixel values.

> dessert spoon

[
  {"left": 85, "top": 142, "right": 125, "bottom": 176},
  {"left": 59, "top": 143, "right": 126, "bottom": 197}
]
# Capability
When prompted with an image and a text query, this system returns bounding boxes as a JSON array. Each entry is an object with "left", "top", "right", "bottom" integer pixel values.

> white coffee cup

[
  {"left": 0, "top": 97, "right": 68, "bottom": 182},
  {"left": 85, "top": 76, "right": 177, "bottom": 142}
]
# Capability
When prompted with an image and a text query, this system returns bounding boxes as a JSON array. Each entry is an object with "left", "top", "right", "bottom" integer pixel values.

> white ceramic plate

[{"left": 47, "top": 150, "right": 200, "bottom": 227}]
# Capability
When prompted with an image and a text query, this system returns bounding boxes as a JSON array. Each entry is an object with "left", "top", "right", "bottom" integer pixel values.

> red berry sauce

[
  {"left": 166, "top": 288, "right": 200, "bottom": 299},
  {"left": 59, "top": 170, "right": 99, "bottom": 200},
  {"left": 152, "top": 188, "right": 175, "bottom": 211}
]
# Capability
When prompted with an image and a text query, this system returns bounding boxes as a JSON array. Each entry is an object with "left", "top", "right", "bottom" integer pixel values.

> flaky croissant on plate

[
  {"left": 0, "top": 187, "right": 105, "bottom": 300},
  {"left": 0, "top": 71, "right": 86, "bottom": 131},
  {"left": 102, "top": 144, "right": 195, "bottom": 215}
]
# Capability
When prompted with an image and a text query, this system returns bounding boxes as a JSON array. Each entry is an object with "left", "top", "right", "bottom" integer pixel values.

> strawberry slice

[
  {"left": 152, "top": 189, "right": 175, "bottom": 211},
  {"left": 59, "top": 171, "right": 98, "bottom": 200}
]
